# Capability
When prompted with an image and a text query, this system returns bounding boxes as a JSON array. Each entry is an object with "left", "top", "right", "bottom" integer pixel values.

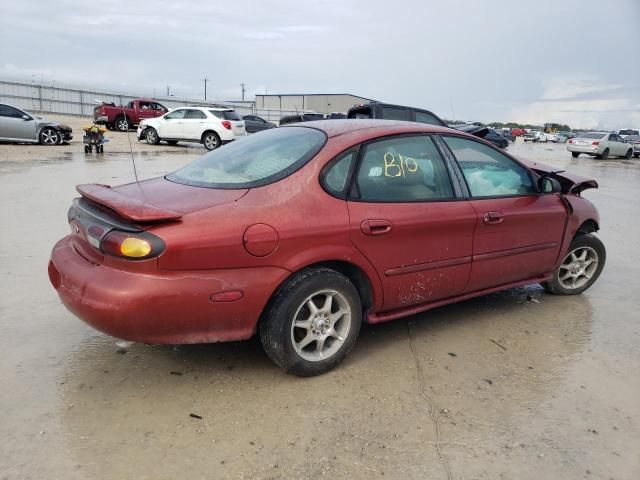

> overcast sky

[{"left": 1, "top": 0, "right": 639, "bottom": 128}]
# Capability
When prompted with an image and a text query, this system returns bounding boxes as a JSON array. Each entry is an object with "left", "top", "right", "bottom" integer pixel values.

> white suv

[{"left": 137, "top": 107, "right": 247, "bottom": 150}]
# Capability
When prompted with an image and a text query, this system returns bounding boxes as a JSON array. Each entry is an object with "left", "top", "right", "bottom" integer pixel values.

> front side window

[
  {"left": 355, "top": 136, "right": 453, "bottom": 201},
  {"left": 381, "top": 107, "right": 410, "bottom": 121},
  {"left": 165, "top": 109, "right": 186, "bottom": 120},
  {"left": 0, "top": 104, "right": 25, "bottom": 118},
  {"left": 167, "top": 127, "right": 326, "bottom": 189},
  {"left": 443, "top": 136, "right": 535, "bottom": 197}
]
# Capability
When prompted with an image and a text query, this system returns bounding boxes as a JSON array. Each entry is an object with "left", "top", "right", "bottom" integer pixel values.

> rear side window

[
  {"left": 355, "top": 136, "right": 453, "bottom": 202},
  {"left": 0, "top": 104, "right": 24, "bottom": 118},
  {"left": 381, "top": 107, "right": 410, "bottom": 121},
  {"left": 185, "top": 109, "right": 206, "bottom": 119},
  {"left": 414, "top": 110, "right": 442, "bottom": 126},
  {"left": 443, "top": 136, "right": 535, "bottom": 197},
  {"left": 167, "top": 127, "right": 326, "bottom": 189},
  {"left": 323, "top": 150, "right": 356, "bottom": 197}
]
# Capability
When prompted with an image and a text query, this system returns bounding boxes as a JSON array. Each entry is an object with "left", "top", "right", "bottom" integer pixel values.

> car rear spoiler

[
  {"left": 76, "top": 184, "right": 183, "bottom": 222},
  {"left": 517, "top": 159, "right": 598, "bottom": 195}
]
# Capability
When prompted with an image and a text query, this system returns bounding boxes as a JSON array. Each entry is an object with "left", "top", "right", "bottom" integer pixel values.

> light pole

[{"left": 203, "top": 77, "right": 209, "bottom": 100}]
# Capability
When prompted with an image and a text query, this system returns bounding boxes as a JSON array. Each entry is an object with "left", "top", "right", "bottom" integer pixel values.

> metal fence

[{"left": 0, "top": 79, "right": 309, "bottom": 124}]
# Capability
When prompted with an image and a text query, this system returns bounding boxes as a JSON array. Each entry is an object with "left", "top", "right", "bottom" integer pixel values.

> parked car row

[{"left": 0, "top": 103, "right": 72, "bottom": 145}]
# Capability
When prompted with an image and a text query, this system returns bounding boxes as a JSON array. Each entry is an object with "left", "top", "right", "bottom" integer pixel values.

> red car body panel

[{"left": 49, "top": 120, "right": 601, "bottom": 344}]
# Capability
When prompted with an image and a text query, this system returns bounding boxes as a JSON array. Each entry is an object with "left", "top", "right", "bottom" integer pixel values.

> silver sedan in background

[
  {"left": 567, "top": 132, "right": 634, "bottom": 159},
  {"left": 0, "top": 103, "right": 72, "bottom": 145}
]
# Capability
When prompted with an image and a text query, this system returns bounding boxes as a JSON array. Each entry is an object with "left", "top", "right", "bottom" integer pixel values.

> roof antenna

[{"left": 94, "top": 98, "right": 138, "bottom": 182}]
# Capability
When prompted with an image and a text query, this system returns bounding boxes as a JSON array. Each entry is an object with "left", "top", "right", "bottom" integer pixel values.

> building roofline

[{"left": 256, "top": 93, "right": 377, "bottom": 101}]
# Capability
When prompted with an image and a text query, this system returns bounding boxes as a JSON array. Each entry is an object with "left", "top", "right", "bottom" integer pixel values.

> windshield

[
  {"left": 166, "top": 127, "right": 326, "bottom": 189},
  {"left": 577, "top": 132, "right": 606, "bottom": 139}
]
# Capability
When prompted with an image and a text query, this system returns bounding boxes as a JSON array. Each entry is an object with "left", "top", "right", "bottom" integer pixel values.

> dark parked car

[
  {"left": 327, "top": 112, "right": 347, "bottom": 119},
  {"left": 242, "top": 115, "right": 276, "bottom": 133},
  {"left": 49, "top": 120, "right": 604, "bottom": 376},
  {"left": 279, "top": 113, "right": 325, "bottom": 125},
  {"left": 0, "top": 103, "right": 72, "bottom": 144},
  {"left": 347, "top": 102, "right": 489, "bottom": 138},
  {"left": 499, "top": 129, "right": 516, "bottom": 142},
  {"left": 483, "top": 129, "right": 509, "bottom": 148}
]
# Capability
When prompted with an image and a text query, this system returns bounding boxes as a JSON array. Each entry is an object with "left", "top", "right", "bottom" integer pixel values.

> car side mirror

[
  {"left": 22, "top": 115, "right": 32, "bottom": 121},
  {"left": 539, "top": 177, "right": 561, "bottom": 194}
]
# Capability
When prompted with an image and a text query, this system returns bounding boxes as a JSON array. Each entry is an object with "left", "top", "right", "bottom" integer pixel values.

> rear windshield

[
  {"left": 619, "top": 129, "right": 639, "bottom": 136},
  {"left": 302, "top": 113, "right": 325, "bottom": 121},
  {"left": 166, "top": 127, "right": 326, "bottom": 189},
  {"left": 209, "top": 110, "right": 242, "bottom": 121},
  {"left": 578, "top": 132, "right": 606, "bottom": 139}
]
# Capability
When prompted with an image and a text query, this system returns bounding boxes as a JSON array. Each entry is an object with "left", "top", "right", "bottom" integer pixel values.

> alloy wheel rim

[
  {"left": 558, "top": 246, "right": 598, "bottom": 290},
  {"left": 290, "top": 289, "right": 352, "bottom": 362},
  {"left": 205, "top": 135, "right": 218, "bottom": 149},
  {"left": 118, "top": 120, "right": 128, "bottom": 130},
  {"left": 147, "top": 130, "right": 156, "bottom": 142},
  {"left": 42, "top": 129, "right": 59, "bottom": 144}
]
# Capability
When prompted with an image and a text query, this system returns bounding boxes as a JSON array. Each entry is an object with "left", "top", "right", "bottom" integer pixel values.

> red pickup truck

[{"left": 94, "top": 98, "right": 167, "bottom": 132}]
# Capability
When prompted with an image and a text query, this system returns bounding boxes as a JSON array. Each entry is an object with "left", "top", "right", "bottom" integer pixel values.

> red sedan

[{"left": 49, "top": 120, "right": 605, "bottom": 376}]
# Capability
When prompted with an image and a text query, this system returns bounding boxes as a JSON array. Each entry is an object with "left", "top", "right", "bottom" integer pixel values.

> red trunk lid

[{"left": 76, "top": 177, "right": 247, "bottom": 223}]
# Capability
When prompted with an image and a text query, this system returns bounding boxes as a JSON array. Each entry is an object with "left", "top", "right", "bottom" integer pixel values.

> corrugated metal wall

[{"left": 0, "top": 79, "right": 302, "bottom": 123}]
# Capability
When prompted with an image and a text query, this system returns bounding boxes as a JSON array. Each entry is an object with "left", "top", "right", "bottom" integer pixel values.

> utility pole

[
  {"left": 166, "top": 85, "right": 170, "bottom": 97},
  {"left": 203, "top": 77, "right": 209, "bottom": 101},
  {"left": 241, "top": 83, "right": 246, "bottom": 101}
]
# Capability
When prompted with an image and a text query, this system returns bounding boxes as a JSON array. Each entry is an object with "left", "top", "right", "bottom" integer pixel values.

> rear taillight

[
  {"left": 568, "top": 139, "right": 573, "bottom": 144},
  {"left": 101, "top": 230, "right": 165, "bottom": 260},
  {"left": 592, "top": 141, "right": 599, "bottom": 146},
  {"left": 222, "top": 120, "right": 232, "bottom": 130}
]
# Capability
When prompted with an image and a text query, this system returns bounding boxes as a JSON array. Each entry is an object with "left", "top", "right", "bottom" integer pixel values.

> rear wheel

[
  {"left": 259, "top": 268, "right": 362, "bottom": 376},
  {"left": 542, "top": 234, "right": 605, "bottom": 295},
  {"left": 572, "top": 152, "right": 580, "bottom": 158},
  {"left": 625, "top": 148, "right": 632, "bottom": 159},
  {"left": 115, "top": 116, "right": 129, "bottom": 132},
  {"left": 145, "top": 128, "right": 160, "bottom": 145},
  {"left": 600, "top": 148, "right": 609, "bottom": 160},
  {"left": 202, "top": 131, "right": 221, "bottom": 151}
]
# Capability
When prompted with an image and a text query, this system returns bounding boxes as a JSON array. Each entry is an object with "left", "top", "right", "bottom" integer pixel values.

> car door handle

[
  {"left": 483, "top": 211, "right": 505, "bottom": 225},
  {"left": 361, "top": 219, "right": 393, "bottom": 236}
]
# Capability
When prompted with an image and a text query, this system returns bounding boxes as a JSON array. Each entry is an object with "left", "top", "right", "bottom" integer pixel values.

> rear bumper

[
  {"left": 567, "top": 144, "right": 600, "bottom": 154},
  {"left": 49, "top": 236, "right": 290, "bottom": 344}
]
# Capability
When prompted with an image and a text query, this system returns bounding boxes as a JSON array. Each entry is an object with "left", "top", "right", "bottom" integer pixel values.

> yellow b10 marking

[{"left": 384, "top": 152, "right": 418, "bottom": 178}]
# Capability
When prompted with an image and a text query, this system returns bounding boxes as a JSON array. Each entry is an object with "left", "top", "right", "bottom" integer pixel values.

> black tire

[
  {"left": 600, "top": 148, "right": 609, "bottom": 160},
  {"left": 114, "top": 116, "right": 130, "bottom": 132},
  {"left": 259, "top": 268, "right": 362, "bottom": 376},
  {"left": 39, "top": 127, "right": 60, "bottom": 145},
  {"left": 542, "top": 233, "right": 605, "bottom": 295},
  {"left": 572, "top": 152, "right": 580, "bottom": 158},
  {"left": 84, "top": 145, "right": 90, "bottom": 153},
  {"left": 624, "top": 149, "right": 632, "bottom": 159},
  {"left": 145, "top": 127, "right": 160, "bottom": 145},
  {"left": 202, "top": 131, "right": 221, "bottom": 151},
  {"left": 167, "top": 140, "right": 178, "bottom": 146},
  {"left": 634, "top": 153, "right": 639, "bottom": 158}
]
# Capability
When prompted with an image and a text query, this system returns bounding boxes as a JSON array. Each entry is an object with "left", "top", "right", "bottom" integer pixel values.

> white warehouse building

[{"left": 255, "top": 93, "right": 377, "bottom": 115}]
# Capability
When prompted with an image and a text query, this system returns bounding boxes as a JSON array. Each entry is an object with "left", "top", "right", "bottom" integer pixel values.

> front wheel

[
  {"left": 115, "top": 116, "right": 129, "bottom": 132},
  {"left": 625, "top": 149, "right": 632, "bottom": 159},
  {"left": 572, "top": 152, "right": 580, "bottom": 158},
  {"left": 542, "top": 233, "right": 605, "bottom": 295},
  {"left": 145, "top": 127, "right": 160, "bottom": 145},
  {"left": 39, "top": 127, "right": 60, "bottom": 145},
  {"left": 259, "top": 268, "right": 362, "bottom": 376}
]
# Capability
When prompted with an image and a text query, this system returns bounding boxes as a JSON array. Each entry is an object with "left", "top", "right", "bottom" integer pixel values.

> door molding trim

[
  {"left": 385, "top": 255, "right": 472, "bottom": 277},
  {"left": 473, "top": 242, "right": 558, "bottom": 262}
]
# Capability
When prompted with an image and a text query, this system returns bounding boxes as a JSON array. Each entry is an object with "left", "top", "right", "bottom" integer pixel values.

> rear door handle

[
  {"left": 361, "top": 219, "right": 393, "bottom": 236},
  {"left": 483, "top": 211, "right": 505, "bottom": 225}
]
